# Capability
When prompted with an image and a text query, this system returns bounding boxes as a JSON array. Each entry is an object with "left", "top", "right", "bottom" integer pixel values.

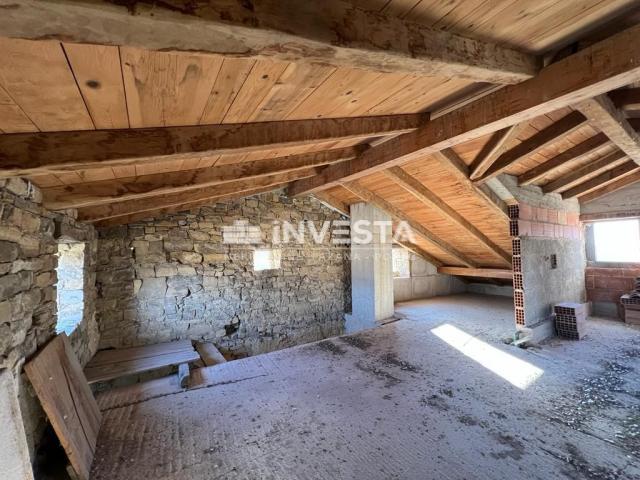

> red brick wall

[
  {"left": 514, "top": 203, "right": 581, "bottom": 239},
  {"left": 586, "top": 266, "right": 640, "bottom": 318}
]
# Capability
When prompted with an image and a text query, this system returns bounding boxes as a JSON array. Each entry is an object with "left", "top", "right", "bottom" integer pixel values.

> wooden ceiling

[{"left": 1, "top": 0, "right": 640, "bottom": 275}]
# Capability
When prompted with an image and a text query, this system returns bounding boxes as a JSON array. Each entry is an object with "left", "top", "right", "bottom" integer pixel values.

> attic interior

[{"left": 1, "top": 1, "right": 640, "bottom": 479}]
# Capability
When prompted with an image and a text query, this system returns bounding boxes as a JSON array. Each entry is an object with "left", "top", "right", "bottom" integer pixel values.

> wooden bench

[{"left": 84, "top": 340, "right": 200, "bottom": 384}]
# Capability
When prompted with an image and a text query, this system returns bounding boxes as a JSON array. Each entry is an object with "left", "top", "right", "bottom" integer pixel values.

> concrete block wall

[
  {"left": 0, "top": 178, "right": 99, "bottom": 460},
  {"left": 393, "top": 252, "right": 466, "bottom": 303},
  {"left": 96, "top": 192, "right": 351, "bottom": 357},
  {"left": 506, "top": 189, "right": 586, "bottom": 335}
]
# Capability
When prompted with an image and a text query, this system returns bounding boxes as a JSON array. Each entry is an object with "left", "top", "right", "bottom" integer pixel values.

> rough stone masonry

[{"left": 96, "top": 192, "right": 351, "bottom": 356}]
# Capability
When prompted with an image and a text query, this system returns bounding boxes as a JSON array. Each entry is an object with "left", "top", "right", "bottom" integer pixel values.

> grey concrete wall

[
  {"left": 520, "top": 236, "right": 586, "bottom": 326},
  {"left": 580, "top": 181, "right": 640, "bottom": 217},
  {"left": 348, "top": 203, "right": 393, "bottom": 331},
  {"left": 393, "top": 252, "right": 466, "bottom": 302},
  {"left": 0, "top": 178, "right": 99, "bottom": 465},
  {"left": 466, "top": 283, "right": 514, "bottom": 297},
  {"left": 96, "top": 192, "right": 350, "bottom": 357}
]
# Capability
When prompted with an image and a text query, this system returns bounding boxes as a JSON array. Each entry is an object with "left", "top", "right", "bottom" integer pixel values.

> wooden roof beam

[
  {"left": 43, "top": 147, "right": 358, "bottom": 210},
  {"left": 475, "top": 111, "right": 588, "bottom": 183},
  {"left": 517, "top": 133, "right": 611, "bottom": 185},
  {"left": 78, "top": 168, "right": 318, "bottom": 223},
  {"left": 469, "top": 124, "right": 524, "bottom": 180},
  {"left": 383, "top": 166, "right": 511, "bottom": 266},
  {"left": 575, "top": 94, "right": 640, "bottom": 167},
  {"left": 541, "top": 150, "right": 627, "bottom": 193},
  {"left": 562, "top": 161, "right": 640, "bottom": 198},
  {"left": 340, "top": 181, "right": 478, "bottom": 268},
  {"left": 287, "top": 24, "right": 640, "bottom": 197},
  {"left": 437, "top": 267, "right": 513, "bottom": 280},
  {"left": 0, "top": 113, "right": 427, "bottom": 177},
  {"left": 0, "top": 0, "right": 539, "bottom": 84},
  {"left": 578, "top": 170, "right": 640, "bottom": 203}
]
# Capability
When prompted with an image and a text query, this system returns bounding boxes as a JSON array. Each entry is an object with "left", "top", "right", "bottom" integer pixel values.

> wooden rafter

[
  {"left": 340, "top": 181, "right": 477, "bottom": 268},
  {"left": 78, "top": 168, "right": 318, "bottom": 223},
  {"left": 542, "top": 150, "right": 627, "bottom": 193},
  {"left": 43, "top": 147, "right": 357, "bottom": 210},
  {"left": 562, "top": 161, "right": 640, "bottom": 198},
  {"left": 437, "top": 267, "right": 513, "bottom": 280},
  {"left": 383, "top": 166, "right": 511, "bottom": 266},
  {"left": 469, "top": 124, "right": 523, "bottom": 180},
  {"left": 0, "top": 114, "right": 432, "bottom": 176},
  {"left": 517, "top": 133, "right": 611, "bottom": 185},
  {"left": 578, "top": 170, "right": 640, "bottom": 203},
  {"left": 475, "top": 111, "right": 587, "bottom": 183},
  {"left": 575, "top": 94, "right": 640, "bottom": 167},
  {"left": 0, "top": 0, "right": 539, "bottom": 84},
  {"left": 287, "top": 24, "right": 640, "bottom": 197},
  {"left": 93, "top": 183, "right": 289, "bottom": 228},
  {"left": 312, "top": 189, "right": 444, "bottom": 266},
  {"left": 431, "top": 149, "right": 510, "bottom": 221}
]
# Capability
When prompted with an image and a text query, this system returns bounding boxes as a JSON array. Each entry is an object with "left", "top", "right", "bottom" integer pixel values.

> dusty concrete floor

[{"left": 91, "top": 294, "right": 640, "bottom": 479}]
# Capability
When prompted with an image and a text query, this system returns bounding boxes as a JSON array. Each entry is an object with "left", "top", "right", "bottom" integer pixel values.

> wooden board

[
  {"left": 24, "top": 334, "right": 101, "bottom": 480},
  {"left": 195, "top": 342, "right": 228, "bottom": 366},
  {"left": 84, "top": 340, "right": 200, "bottom": 384}
]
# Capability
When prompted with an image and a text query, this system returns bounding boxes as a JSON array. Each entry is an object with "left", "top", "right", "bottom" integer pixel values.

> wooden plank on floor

[
  {"left": 25, "top": 334, "right": 101, "bottom": 480},
  {"left": 86, "top": 340, "right": 195, "bottom": 367},
  {"left": 84, "top": 343, "right": 200, "bottom": 384}
]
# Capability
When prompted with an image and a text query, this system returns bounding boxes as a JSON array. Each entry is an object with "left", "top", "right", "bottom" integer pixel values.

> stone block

[
  {"left": 155, "top": 264, "right": 178, "bottom": 277},
  {"left": 138, "top": 277, "right": 167, "bottom": 299}
]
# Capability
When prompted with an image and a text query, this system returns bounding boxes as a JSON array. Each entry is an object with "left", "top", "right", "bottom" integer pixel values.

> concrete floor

[{"left": 91, "top": 294, "right": 640, "bottom": 480}]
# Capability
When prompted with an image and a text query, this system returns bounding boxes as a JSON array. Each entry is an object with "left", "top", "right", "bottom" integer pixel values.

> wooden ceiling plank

[
  {"left": 78, "top": 168, "right": 318, "bottom": 223},
  {"left": 469, "top": 123, "right": 523, "bottom": 180},
  {"left": 0, "top": 113, "right": 428, "bottom": 177},
  {"left": 476, "top": 110, "right": 588, "bottom": 183},
  {"left": 43, "top": 147, "right": 358, "bottom": 210},
  {"left": 431, "top": 149, "right": 510, "bottom": 221},
  {"left": 561, "top": 161, "right": 640, "bottom": 198},
  {"left": 383, "top": 166, "right": 511, "bottom": 266},
  {"left": 312, "top": 190, "right": 350, "bottom": 217},
  {"left": 340, "top": 181, "right": 477, "bottom": 268},
  {"left": 578, "top": 170, "right": 640, "bottom": 204},
  {"left": 542, "top": 150, "right": 627, "bottom": 193},
  {"left": 517, "top": 133, "right": 611, "bottom": 185},
  {"left": 0, "top": 38, "right": 93, "bottom": 131},
  {"left": 93, "top": 183, "right": 291, "bottom": 228},
  {"left": 120, "top": 47, "right": 224, "bottom": 128},
  {"left": 1, "top": 0, "right": 540, "bottom": 84},
  {"left": 200, "top": 58, "right": 255, "bottom": 125},
  {"left": 575, "top": 94, "right": 640, "bottom": 166},
  {"left": 63, "top": 43, "right": 129, "bottom": 129},
  {"left": 437, "top": 266, "right": 513, "bottom": 279},
  {"left": 287, "top": 24, "right": 640, "bottom": 196}
]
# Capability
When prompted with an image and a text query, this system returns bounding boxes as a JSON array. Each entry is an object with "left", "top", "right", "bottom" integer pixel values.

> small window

[
  {"left": 253, "top": 248, "right": 281, "bottom": 271},
  {"left": 593, "top": 219, "right": 640, "bottom": 263},
  {"left": 392, "top": 248, "right": 410, "bottom": 278},
  {"left": 56, "top": 243, "right": 86, "bottom": 335}
]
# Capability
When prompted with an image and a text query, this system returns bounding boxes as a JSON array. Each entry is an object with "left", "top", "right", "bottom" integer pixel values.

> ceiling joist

[
  {"left": 475, "top": 111, "right": 588, "bottom": 183},
  {"left": 542, "top": 150, "right": 627, "bottom": 193},
  {"left": 0, "top": 0, "right": 539, "bottom": 84},
  {"left": 43, "top": 147, "right": 358, "bottom": 210},
  {"left": 383, "top": 166, "right": 511, "bottom": 266},
  {"left": 78, "top": 168, "right": 318, "bottom": 223},
  {"left": 578, "top": 170, "right": 640, "bottom": 203},
  {"left": 0, "top": 113, "right": 430, "bottom": 177},
  {"left": 517, "top": 133, "right": 611, "bottom": 185},
  {"left": 469, "top": 124, "right": 523, "bottom": 180},
  {"left": 340, "top": 181, "right": 478, "bottom": 268},
  {"left": 562, "top": 161, "right": 640, "bottom": 198}
]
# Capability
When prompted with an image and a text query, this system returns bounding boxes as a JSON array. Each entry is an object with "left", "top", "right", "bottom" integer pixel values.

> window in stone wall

[
  {"left": 253, "top": 248, "right": 282, "bottom": 271},
  {"left": 56, "top": 243, "right": 86, "bottom": 335},
  {"left": 592, "top": 219, "right": 640, "bottom": 263},
  {"left": 392, "top": 247, "right": 410, "bottom": 278}
]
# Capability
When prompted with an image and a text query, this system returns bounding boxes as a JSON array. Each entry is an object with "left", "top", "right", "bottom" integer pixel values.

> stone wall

[
  {"left": 96, "top": 192, "right": 351, "bottom": 356},
  {"left": 0, "top": 178, "right": 99, "bottom": 459}
]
